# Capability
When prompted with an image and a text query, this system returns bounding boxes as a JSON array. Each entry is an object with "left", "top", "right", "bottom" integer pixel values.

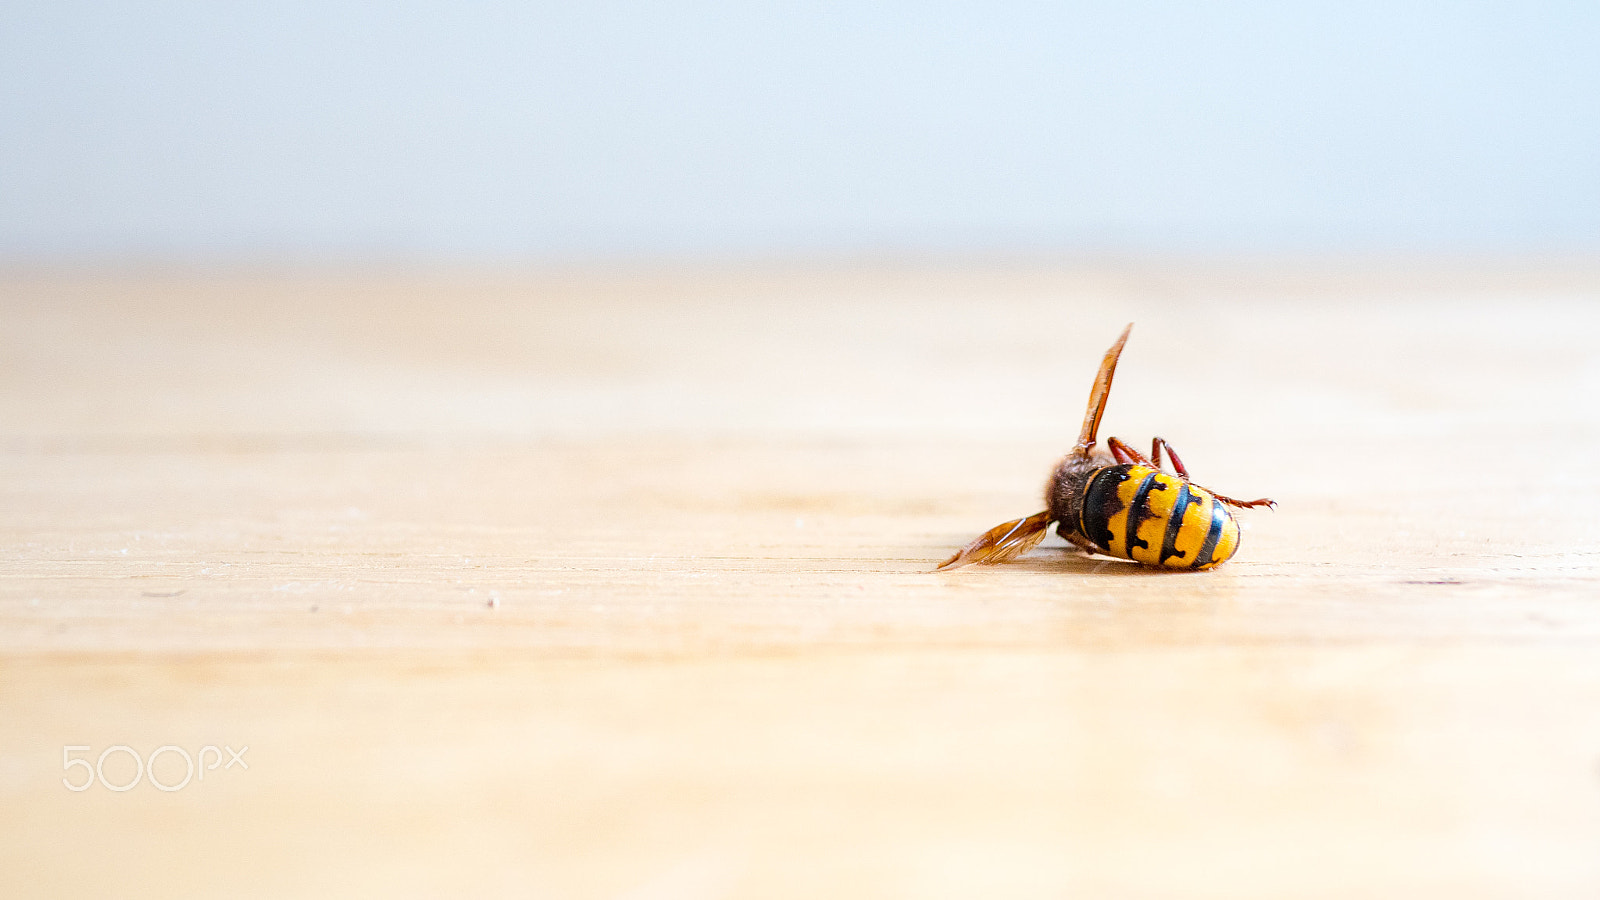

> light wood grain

[{"left": 3, "top": 262, "right": 1600, "bottom": 898}]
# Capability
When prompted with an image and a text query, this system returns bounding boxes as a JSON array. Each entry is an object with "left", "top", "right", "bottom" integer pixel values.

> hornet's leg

[
  {"left": 1209, "top": 491, "right": 1277, "bottom": 510},
  {"left": 1152, "top": 437, "right": 1274, "bottom": 509},
  {"left": 1061, "top": 529, "right": 1100, "bottom": 555},
  {"left": 1107, "top": 436, "right": 1153, "bottom": 466},
  {"left": 1152, "top": 437, "right": 1189, "bottom": 478}
]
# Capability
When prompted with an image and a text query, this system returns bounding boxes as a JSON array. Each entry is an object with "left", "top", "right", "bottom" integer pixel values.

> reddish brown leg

[
  {"left": 1150, "top": 436, "right": 1273, "bottom": 508},
  {"left": 1107, "top": 436, "right": 1152, "bottom": 466},
  {"left": 1152, "top": 437, "right": 1189, "bottom": 478},
  {"left": 1062, "top": 530, "right": 1100, "bottom": 555},
  {"left": 1209, "top": 491, "right": 1277, "bottom": 510}
]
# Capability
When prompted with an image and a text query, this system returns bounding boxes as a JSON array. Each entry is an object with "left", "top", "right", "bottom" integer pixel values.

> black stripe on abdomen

[
  {"left": 1123, "top": 472, "right": 1163, "bottom": 555},
  {"left": 1157, "top": 483, "right": 1193, "bottom": 565},
  {"left": 1191, "top": 497, "right": 1227, "bottom": 569},
  {"left": 1079, "top": 465, "right": 1130, "bottom": 551}
]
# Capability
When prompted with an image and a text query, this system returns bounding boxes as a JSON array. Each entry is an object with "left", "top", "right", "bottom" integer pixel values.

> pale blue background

[{"left": 3, "top": 1, "right": 1598, "bottom": 260}]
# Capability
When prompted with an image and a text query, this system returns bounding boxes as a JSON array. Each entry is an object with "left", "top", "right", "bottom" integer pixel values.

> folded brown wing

[{"left": 1074, "top": 323, "right": 1133, "bottom": 454}]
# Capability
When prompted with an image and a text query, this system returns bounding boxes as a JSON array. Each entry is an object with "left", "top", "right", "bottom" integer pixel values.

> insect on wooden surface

[{"left": 938, "top": 324, "right": 1275, "bottom": 572}]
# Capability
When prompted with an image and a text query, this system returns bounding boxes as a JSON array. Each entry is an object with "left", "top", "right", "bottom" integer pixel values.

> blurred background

[{"left": 4, "top": 0, "right": 1599, "bottom": 264}]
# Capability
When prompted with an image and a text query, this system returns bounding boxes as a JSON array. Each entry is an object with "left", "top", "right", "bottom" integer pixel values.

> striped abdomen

[{"left": 1076, "top": 464, "right": 1240, "bottom": 570}]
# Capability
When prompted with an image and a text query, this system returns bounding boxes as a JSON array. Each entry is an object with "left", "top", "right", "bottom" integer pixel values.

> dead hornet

[{"left": 938, "top": 324, "right": 1274, "bottom": 571}]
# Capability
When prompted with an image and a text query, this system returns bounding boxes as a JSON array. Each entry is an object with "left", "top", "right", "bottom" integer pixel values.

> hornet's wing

[{"left": 936, "top": 511, "right": 1053, "bottom": 571}]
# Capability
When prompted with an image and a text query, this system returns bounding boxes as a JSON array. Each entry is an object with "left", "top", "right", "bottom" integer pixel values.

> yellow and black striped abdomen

[{"left": 1076, "top": 464, "right": 1240, "bottom": 570}]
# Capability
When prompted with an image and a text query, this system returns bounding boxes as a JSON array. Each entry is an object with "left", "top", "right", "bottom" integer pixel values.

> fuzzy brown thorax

[{"left": 1046, "top": 449, "right": 1112, "bottom": 537}]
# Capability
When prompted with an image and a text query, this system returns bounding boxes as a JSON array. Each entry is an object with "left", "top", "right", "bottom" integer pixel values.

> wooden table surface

[{"left": 4, "top": 262, "right": 1599, "bottom": 898}]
